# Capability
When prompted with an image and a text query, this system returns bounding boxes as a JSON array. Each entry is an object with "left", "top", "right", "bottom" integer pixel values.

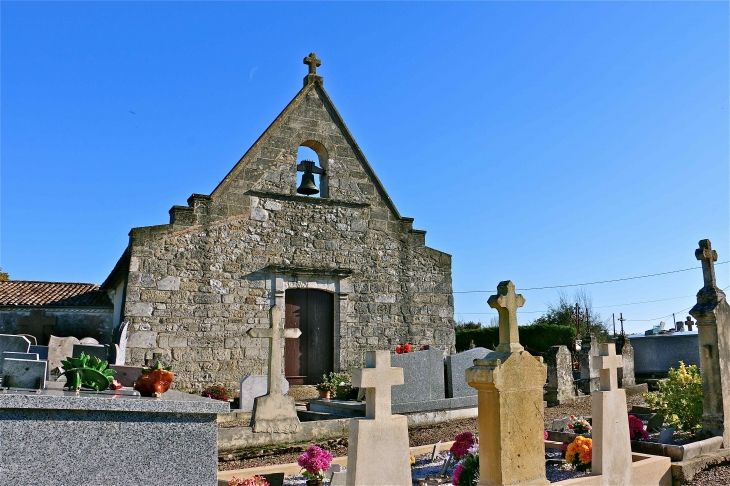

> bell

[{"left": 297, "top": 171, "right": 319, "bottom": 195}]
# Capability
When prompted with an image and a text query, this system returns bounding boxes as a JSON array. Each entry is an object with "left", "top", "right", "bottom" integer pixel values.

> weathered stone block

[{"left": 127, "top": 331, "right": 158, "bottom": 349}]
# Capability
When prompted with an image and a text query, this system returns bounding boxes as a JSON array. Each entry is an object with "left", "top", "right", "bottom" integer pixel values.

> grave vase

[{"left": 305, "top": 480, "right": 323, "bottom": 486}]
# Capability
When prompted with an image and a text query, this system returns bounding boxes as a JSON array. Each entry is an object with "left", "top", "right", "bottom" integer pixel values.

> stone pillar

[
  {"left": 616, "top": 336, "right": 636, "bottom": 388},
  {"left": 466, "top": 281, "right": 548, "bottom": 486},
  {"left": 592, "top": 343, "right": 633, "bottom": 485},
  {"left": 689, "top": 239, "right": 730, "bottom": 445},
  {"left": 545, "top": 345, "right": 575, "bottom": 406},
  {"left": 579, "top": 333, "right": 599, "bottom": 394}
]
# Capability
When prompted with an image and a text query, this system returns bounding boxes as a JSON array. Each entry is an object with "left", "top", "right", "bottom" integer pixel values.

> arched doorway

[{"left": 284, "top": 289, "right": 334, "bottom": 385}]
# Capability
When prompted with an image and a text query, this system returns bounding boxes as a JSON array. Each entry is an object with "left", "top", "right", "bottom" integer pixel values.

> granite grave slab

[
  {"left": 390, "top": 348, "right": 445, "bottom": 404},
  {"left": 72, "top": 344, "right": 109, "bottom": 361},
  {"left": 2, "top": 358, "right": 47, "bottom": 389},
  {"left": 29, "top": 345, "right": 49, "bottom": 360},
  {"left": 445, "top": 347, "right": 491, "bottom": 398},
  {"left": 0, "top": 334, "right": 31, "bottom": 374},
  {"left": 630, "top": 333, "right": 699, "bottom": 374}
]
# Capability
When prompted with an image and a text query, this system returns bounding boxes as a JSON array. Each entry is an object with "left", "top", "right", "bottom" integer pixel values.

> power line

[
  {"left": 453, "top": 261, "right": 729, "bottom": 294},
  {"left": 623, "top": 286, "right": 729, "bottom": 322}
]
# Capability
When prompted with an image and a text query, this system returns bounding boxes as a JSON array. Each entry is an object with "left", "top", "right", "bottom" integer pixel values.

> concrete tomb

[
  {"left": 466, "top": 281, "right": 548, "bottom": 486},
  {"left": 0, "top": 334, "right": 31, "bottom": 375},
  {"left": 545, "top": 345, "right": 576, "bottom": 405},
  {"left": 591, "top": 343, "right": 633, "bottom": 486},
  {"left": 47, "top": 335, "right": 80, "bottom": 372},
  {"left": 689, "top": 239, "right": 730, "bottom": 446},
  {"left": 630, "top": 332, "right": 699, "bottom": 374},
  {"left": 2, "top": 358, "right": 47, "bottom": 389},
  {"left": 248, "top": 304, "right": 302, "bottom": 433},
  {"left": 239, "top": 374, "right": 290, "bottom": 412},
  {"left": 347, "top": 350, "right": 411, "bottom": 486},
  {"left": 445, "top": 347, "right": 491, "bottom": 398}
]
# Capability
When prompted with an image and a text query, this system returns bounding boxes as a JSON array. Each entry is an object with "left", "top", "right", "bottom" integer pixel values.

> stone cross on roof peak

[
  {"left": 247, "top": 305, "right": 301, "bottom": 396},
  {"left": 488, "top": 281, "right": 525, "bottom": 353},
  {"left": 594, "top": 343, "right": 623, "bottom": 391},
  {"left": 352, "top": 350, "right": 404, "bottom": 420},
  {"left": 696, "top": 239, "right": 718, "bottom": 289},
  {"left": 303, "top": 52, "right": 322, "bottom": 75}
]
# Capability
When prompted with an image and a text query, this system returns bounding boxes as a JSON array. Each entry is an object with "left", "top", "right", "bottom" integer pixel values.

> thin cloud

[{"left": 249, "top": 66, "right": 258, "bottom": 81}]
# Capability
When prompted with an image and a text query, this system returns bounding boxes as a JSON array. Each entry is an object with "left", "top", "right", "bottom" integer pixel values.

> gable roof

[
  {"left": 0, "top": 281, "right": 112, "bottom": 307},
  {"left": 211, "top": 80, "right": 406, "bottom": 220}
]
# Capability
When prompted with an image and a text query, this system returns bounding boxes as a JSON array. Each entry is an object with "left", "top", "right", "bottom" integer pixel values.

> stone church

[{"left": 101, "top": 54, "right": 455, "bottom": 392}]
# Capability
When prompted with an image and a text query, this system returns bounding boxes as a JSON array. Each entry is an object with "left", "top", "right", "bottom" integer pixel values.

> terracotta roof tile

[{"left": 0, "top": 281, "right": 112, "bottom": 307}]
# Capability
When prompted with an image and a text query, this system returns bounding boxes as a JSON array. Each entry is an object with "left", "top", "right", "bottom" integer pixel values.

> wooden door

[{"left": 285, "top": 289, "right": 334, "bottom": 385}]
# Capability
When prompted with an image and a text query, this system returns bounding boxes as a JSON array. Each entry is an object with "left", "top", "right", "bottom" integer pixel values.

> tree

[
  {"left": 0, "top": 268, "right": 8, "bottom": 282},
  {"left": 454, "top": 320, "right": 481, "bottom": 331},
  {"left": 531, "top": 289, "right": 611, "bottom": 343}
]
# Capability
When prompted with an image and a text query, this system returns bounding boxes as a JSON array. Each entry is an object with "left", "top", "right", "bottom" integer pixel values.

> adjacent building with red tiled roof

[{"left": 0, "top": 280, "right": 113, "bottom": 345}]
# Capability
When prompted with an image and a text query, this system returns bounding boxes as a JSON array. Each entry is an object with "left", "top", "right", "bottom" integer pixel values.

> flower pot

[
  {"left": 318, "top": 390, "right": 331, "bottom": 400},
  {"left": 305, "top": 480, "right": 323, "bottom": 486}
]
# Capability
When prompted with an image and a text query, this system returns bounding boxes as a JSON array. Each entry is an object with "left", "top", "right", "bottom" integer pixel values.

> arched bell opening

[{"left": 295, "top": 141, "right": 329, "bottom": 198}]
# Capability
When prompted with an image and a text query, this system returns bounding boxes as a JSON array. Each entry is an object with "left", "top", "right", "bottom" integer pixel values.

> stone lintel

[
  {"left": 266, "top": 264, "right": 353, "bottom": 278},
  {"left": 246, "top": 190, "right": 370, "bottom": 209}
]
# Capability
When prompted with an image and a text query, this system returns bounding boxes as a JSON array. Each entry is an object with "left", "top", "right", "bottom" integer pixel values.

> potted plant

[
  {"left": 315, "top": 380, "right": 335, "bottom": 399},
  {"left": 297, "top": 445, "right": 333, "bottom": 486},
  {"left": 565, "top": 435, "right": 592, "bottom": 472},
  {"left": 451, "top": 432, "right": 479, "bottom": 486},
  {"left": 61, "top": 352, "right": 116, "bottom": 392},
  {"left": 202, "top": 384, "right": 232, "bottom": 402}
]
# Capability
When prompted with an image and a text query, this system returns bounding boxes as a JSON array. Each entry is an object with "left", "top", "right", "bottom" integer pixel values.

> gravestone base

[
  {"left": 251, "top": 394, "right": 301, "bottom": 433},
  {"left": 346, "top": 414, "right": 411, "bottom": 486},
  {"left": 593, "top": 388, "right": 633, "bottom": 485}
]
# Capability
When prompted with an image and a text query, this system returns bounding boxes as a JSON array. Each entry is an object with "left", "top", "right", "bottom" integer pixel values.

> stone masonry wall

[{"left": 120, "top": 82, "right": 455, "bottom": 393}]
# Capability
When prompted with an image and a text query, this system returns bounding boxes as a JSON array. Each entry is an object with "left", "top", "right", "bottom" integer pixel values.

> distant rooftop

[{"left": 0, "top": 281, "right": 112, "bottom": 307}]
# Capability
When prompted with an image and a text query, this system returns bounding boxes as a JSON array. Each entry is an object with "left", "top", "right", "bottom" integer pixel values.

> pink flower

[
  {"left": 297, "top": 446, "right": 333, "bottom": 476},
  {"left": 544, "top": 431, "right": 549, "bottom": 440},
  {"left": 452, "top": 464, "right": 465, "bottom": 486},
  {"left": 450, "top": 431, "right": 476, "bottom": 459}
]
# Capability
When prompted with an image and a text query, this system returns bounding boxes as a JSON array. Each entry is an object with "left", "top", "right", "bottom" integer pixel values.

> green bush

[
  {"left": 643, "top": 361, "right": 703, "bottom": 432},
  {"left": 455, "top": 324, "right": 576, "bottom": 355}
]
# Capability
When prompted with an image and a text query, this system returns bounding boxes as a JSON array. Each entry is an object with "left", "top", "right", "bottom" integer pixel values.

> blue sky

[{"left": 2, "top": 2, "right": 728, "bottom": 335}]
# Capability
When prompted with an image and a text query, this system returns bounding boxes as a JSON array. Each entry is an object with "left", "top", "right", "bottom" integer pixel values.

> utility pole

[
  {"left": 618, "top": 313, "right": 626, "bottom": 336},
  {"left": 612, "top": 313, "right": 616, "bottom": 337},
  {"left": 574, "top": 303, "right": 581, "bottom": 336},
  {"left": 673, "top": 313, "right": 676, "bottom": 331}
]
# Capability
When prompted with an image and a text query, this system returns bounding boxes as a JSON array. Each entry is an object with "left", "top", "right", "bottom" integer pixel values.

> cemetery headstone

[
  {"left": 16, "top": 334, "right": 37, "bottom": 345},
  {"left": 0, "top": 334, "right": 31, "bottom": 374},
  {"left": 591, "top": 343, "right": 633, "bottom": 485},
  {"left": 617, "top": 336, "right": 635, "bottom": 388},
  {"left": 347, "top": 350, "right": 410, "bottom": 486},
  {"left": 689, "top": 239, "right": 730, "bottom": 446},
  {"left": 579, "top": 333, "right": 600, "bottom": 394},
  {"left": 439, "top": 453, "right": 454, "bottom": 476},
  {"left": 329, "top": 470, "right": 347, "bottom": 486},
  {"left": 445, "top": 347, "right": 490, "bottom": 398},
  {"left": 391, "top": 347, "right": 446, "bottom": 403},
  {"left": 259, "top": 473, "right": 284, "bottom": 486},
  {"left": 29, "top": 345, "right": 49, "bottom": 360},
  {"left": 551, "top": 417, "right": 572, "bottom": 433},
  {"left": 79, "top": 337, "right": 99, "bottom": 345},
  {"left": 658, "top": 428, "right": 675, "bottom": 444},
  {"left": 16, "top": 310, "right": 56, "bottom": 345},
  {"left": 545, "top": 345, "right": 575, "bottom": 405},
  {"left": 48, "top": 335, "right": 80, "bottom": 372},
  {"left": 686, "top": 316, "right": 694, "bottom": 332},
  {"left": 109, "top": 365, "right": 144, "bottom": 387},
  {"left": 248, "top": 305, "right": 301, "bottom": 433},
  {"left": 3, "top": 352, "right": 39, "bottom": 362},
  {"left": 111, "top": 321, "right": 130, "bottom": 365},
  {"left": 647, "top": 413, "right": 665, "bottom": 432},
  {"left": 239, "top": 375, "right": 290, "bottom": 412},
  {"left": 73, "top": 344, "right": 109, "bottom": 361},
  {"left": 465, "top": 281, "right": 549, "bottom": 486},
  {"left": 2, "top": 358, "right": 47, "bottom": 389}
]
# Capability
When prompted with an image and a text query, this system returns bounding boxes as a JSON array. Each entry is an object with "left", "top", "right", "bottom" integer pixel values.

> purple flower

[
  {"left": 297, "top": 446, "right": 333, "bottom": 476},
  {"left": 452, "top": 464, "right": 465, "bottom": 486}
]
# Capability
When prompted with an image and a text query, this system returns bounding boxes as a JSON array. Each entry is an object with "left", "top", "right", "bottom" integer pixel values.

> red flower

[
  {"left": 403, "top": 343, "right": 412, "bottom": 353},
  {"left": 395, "top": 345, "right": 402, "bottom": 354}
]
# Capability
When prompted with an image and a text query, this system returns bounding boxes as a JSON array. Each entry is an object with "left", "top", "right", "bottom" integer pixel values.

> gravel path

[
  {"left": 685, "top": 465, "right": 730, "bottom": 486},
  {"left": 219, "top": 394, "right": 649, "bottom": 472}
]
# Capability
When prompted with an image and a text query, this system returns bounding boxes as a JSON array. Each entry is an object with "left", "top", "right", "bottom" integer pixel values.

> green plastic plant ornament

[{"left": 61, "top": 352, "right": 116, "bottom": 392}]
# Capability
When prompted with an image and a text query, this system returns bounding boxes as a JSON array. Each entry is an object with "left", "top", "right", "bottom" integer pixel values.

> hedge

[{"left": 455, "top": 324, "right": 577, "bottom": 356}]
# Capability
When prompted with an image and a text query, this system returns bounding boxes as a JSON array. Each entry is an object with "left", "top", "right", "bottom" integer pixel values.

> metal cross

[
  {"left": 303, "top": 53, "right": 322, "bottom": 75},
  {"left": 247, "top": 305, "right": 301, "bottom": 396},
  {"left": 594, "top": 343, "right": 623, "bottom": 391},
  {"left": 696, "top": 239, "right": 718, "bottom": 289},
  {"left": 352, "top": 350, "right": 404, "bottom": 420},
  {"left": 618, "top": 313, "right": 626, "bottom": 335},
  {"left": 488, "top": 281, "right": 525, "bottom": 352}
]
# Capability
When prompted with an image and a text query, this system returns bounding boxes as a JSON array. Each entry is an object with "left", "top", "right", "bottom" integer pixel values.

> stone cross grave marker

[
  {"left": 347, "top": 350, "right": 410, "bottom": 486},
  {"left": 466, "top": 281, "right": 548, "bottom": 486},
  {"left": 690, "top": 239, "right": 730, "bottom": 445},
  {"left": 686, "top": 316, "right": 694, "bottom": 332},
  {"left": 591, "top": 343, "right": 633, "bottom": 486},
  {"left": 247, "top": 305, "right": 301, "bottom": 433},
  {"left": 488, "top": 280, "right": 525, "bottom": 353}
]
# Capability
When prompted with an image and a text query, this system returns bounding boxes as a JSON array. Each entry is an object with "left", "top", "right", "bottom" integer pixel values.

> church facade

[{"left": 102, "top": 55, "right": 455, "bottom": 392}]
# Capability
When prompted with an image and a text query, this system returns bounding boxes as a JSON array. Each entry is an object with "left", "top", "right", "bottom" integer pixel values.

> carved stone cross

[
  {"left": 686, "top": 316, "right": 694, "bottom": 332},
  {"left": 488, "top": 281, "right": 525, "bottom": 352},
  {"left": 595, "top": 343, "right": 623, "bottom": 391},
  {"left": 352, "top": 350, "right": 404, "bottom": 420},
  {"left": 247, "top": 305, "right": 301, "bottom": 396},
  {"left": 696, "top": 239, "right": 718, "bottom": 289},
  {"left": 303, "top": 52, "right": 322, "bottom": 75}
]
